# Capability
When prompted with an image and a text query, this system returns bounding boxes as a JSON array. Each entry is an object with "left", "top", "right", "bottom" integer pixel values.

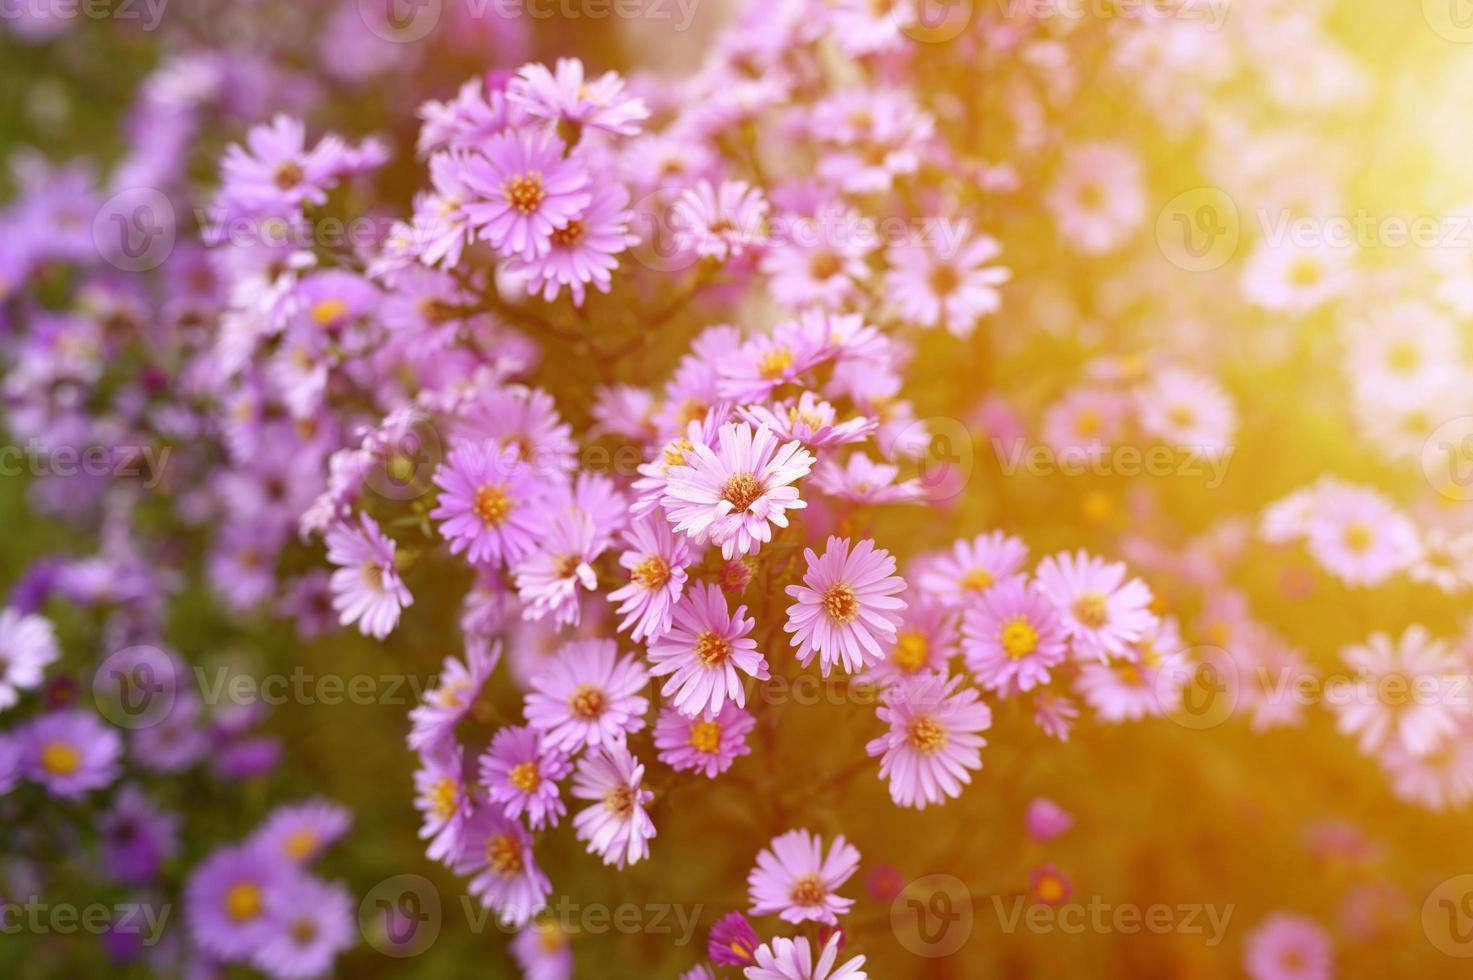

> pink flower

[
  {"left": 1329, "top": 626, "right": 1463, "bottom": 758},
  {"left": 785, "top": 537, "right": 908, "bottom": 677},
  {"left": 507, "top": 180, "right": 636, "bottom": 305},
  {"left": 571, "top": 743, "right": 655, "bottom": 868},
  {"left": 672, "top": 179, "right": 769, "bottom": 261},
  {"left": 748, "top": 829, "right": 860, "bottom": 926},
  {"left": 325, "top": 513, "right": 412, "bottom": 640},
  {"left": 463, "top": 130, "right": 591, "bottom": 260},
  {"left": 413, "top": 742, "right": 472, "bottom": 865},
  {"left": 919, "top": 531, "right": 1029, "bottom": 607},
  {"left": 653, "top": 703, "right": 755, "bottom": 778},
  {"left": 737, "top": 392, "right": 876, "bottom": 450},
  {"left": 662, "top": 422, "right": 815, "bottom": 560},
  {"left": 408, "top": 636, "right": 501, "bottom": 751},
  {"left": 1243, "top": 912, "right": 1333, "bottom": 980},
  {"left": 523, "top": 639, "right": 650, "bottom": 752},
  {"left": 514, "top": 509, "right": 603, "bottom": 627},
  {"left": 1034, "top": 550, "right": 1157, "bottom": 661},
  {"left": 1046, "top": 142, "right": 1145, "bottom": 255},
  {"left": 862, "top": 598, "right": 958, "bottom": 686},
  {"left": 1025, "top": 797, "right": 1074, "bottom": 842},
  {"left": 1134, "top": 366, "right": 1236, "bottom": 452},
  {"left": 885, "top": 225, "right": 1010, "bottom": 338},
  {"left": 709, "top": 910, "right": 761, "bottom": 967},
  {"left": 607, "top": 514, "right": 693, "bottom": 642},
  {"left": 1303, "top": 485, "right": 1421, "bottom": 587},
  {"left": 430, "top": 441, "right": 549, "bottom": 568},
  {"left": 649, "top": 582, "right": 769, "bottom": 719},
  {"left": 480, "top": 725, "right": 570, "bottom": 830},
  {"left": 963, "top": 575, "right": 1069, "bottom": 694},
  {"left": 1030, "top": 863, "right": 1072, "bottom": 907},
  {"left": 743, "top": 934, "right": 867, "bottom": 980},
  {"left": 507, "top": 58, "right": 649, "bottom": 136},
  {"left": 865, "top": 674, "right": 992, "bottom": 809},
  {"left": 453, "top": 808, "right": 551, "bottom": 928}
]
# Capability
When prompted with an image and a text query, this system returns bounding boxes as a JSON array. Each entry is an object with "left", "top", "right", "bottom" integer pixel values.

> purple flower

[
  {"left": 408, "top": 637, "right": 502, "bottom": 752},
  {"left": 250, "top": 875, "right": 356, "bottom": 980},
  {"left": 523, "top": 639, "right": 650, "bottom": 752},
  {"left": 507, "top": 58, "right": 649, "bottom": 136},
  {"left": 325, "top": 513, "right": 412, "bottom": 640},
  {"left": 480, "top": 725, "right": 571, "bottom": 830},
  {"left": 463, "top": 130, "right": 592, "bottom": 260},
  {"left": 431, "top": 441, "right": 549, "bottom": 568},
  {"left": 507, "top": 180, "right": 636, "bottom": 305},
  {"left": 249, "top": 798, "right": 352, "bottom": 866},
  {"left": 607, "top": 514, "right": 693, "bottom": 643},
  {"left": 708, "top": 910, "right": 761, "bottom": 967},
  {"left": 414, "top": 742, "right": 473, "bottom": 865},
  {"left": 865, "top": 674, "right": 992, "bottom": 810},
  {"left": 745, "top": 933, "right": 867, "bottom": 980},
  {"left": 649, "top": 582, "right": 769, "bottom": 719},
  {"left": 454, "top": 808, "right": 551, "bottom": 928},
  {"left": 511, "top": 919, "right": 574, "bottom": 980},
  {"left": 654, "top": 703, "right": 755, "bottom": 778},
  {"left": 99, "top": 785, "right": 179, "bottom": 885},
  {"left": 571, "top": 743, "right": 656, "bottom": 869},
  {"left": 919, "top": 531, "right": 1029, "bottom": 607},
  {"left": 1034, "top": 550, "right": 1158, "bottom": 661},
  {"left": 785, "top": 537, "right": 907, "bottom": 677},
  {"left": 514, "top": 509, "right": 603, "bottom": 627},
  {"left": 218, "top": 115, "right": 350, "bottom": 216},
  {"left": 21, "top": 709, "right": 121, "bottom": 798},
  {"left": 962, "top": 575, "right": 1069, "bottom": 694},
  {"left": 747, "top": 829, "right": 860, "bottom": 926},
  {"left": 185, "top": 844, "right": 296, "bottom": 961},
  {"left": 671, "top": 179, "right": 769, "bottom": 262}
]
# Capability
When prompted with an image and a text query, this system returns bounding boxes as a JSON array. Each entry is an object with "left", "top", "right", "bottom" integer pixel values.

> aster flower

[
  {"left": 99, "top": 784, "right": 179, "bottom": 885},
  {"left": 862, "top": 597, "right": 959, "bottom": 686},
  {"left": 414, "top": 742, "right": 473, "bottom": 865},
  {"left": 185, "top": 844, "right": 296, "bottom": 961},
  {"left": 662, "top": 422, "right": 815, "bottom": 560},
  {"left": 785, "top": 537, "right": 908, "bottom": 677},
  {"left": 514, "top": 509, "right": 602, "bottom": 627},
  {"left": 1033, "top": 693, "right": 1079, "bottom": 741},
  {"left": 919, "top": 531, "right": 1030, "bottom": 608},
  {"left": 885, "top": 225, "right": 1010, "bottom": 338},
  {"left": 649, "top": 582, "right": 768, "bottom": 718},
  {"left": 508, "top": 180, "right": 636, "bottom": 305},
  {"left": 747, "top": 828, "right": 860, "bottom": 926},
  {"left": 1046, "top": 142, "right": 1146, "bottom": 255},
  {"left": 1034, "top": 550, "right": 1158, "bottom": 662},
  {"left": 1234, "top": 623, "right": 1316, "bottom": 732},
  {"left": 810, "top": 454, "right": 924, "bottom": 505},
  {"left": 1243, "top": 912, "right": 1333, "bottom": 980},
  {"left": 744, "top": 934, "right": 867, "bottom": 980},
  {"left": 962, "top": 575, "right": 1069, "bottom": 694},
  {"left": 672, "top": 179, "right": 770, "bottom": 261},
  {"left": 21, "top": 709, "right": 121, "bottom": 798},
  {"left": 249, "top": 798, "right": 352, "bottom": 866},
  {"left": 511, "top": 919, "right": 575, "bottom": 980},
  {"left": 1303, "top": 485, "right": 1421, "bottom": 588},
  {"left": 1042, "top": 386, "right": 1129, "bottom": 464},
  {"left": 654, "top": 703, "right": 756, "bottom": 778},
  {"left": 524, "top": 638, "right": 650, "bottom": 752},
  {"left": 455, "top": 808, "right": 551, "bottom": 927},
  {"left": 1329, "top": 626, "right": 1463, "bottom": 758},
  {"left": 761, "top": 207, "right": 875, "bottom": 310},
  {"left": 250, "top": 876, "right": 355, "bottom": 980},
  {"left": 737, "top": 392, "right": 876, "bottom": 450},
  {"left": 607, "top": 514, "right": 693, "bottom": 642},
  {"left": 507, "top": 58, "right": 649, "bottom": 136},
  {"left": 1241, "top": 239, "right": 1353, "bottom": 315},
  {"left": 1075, "top": 623, "right": 1187, "bottom": 724},
  {"left": 480, "top": 725, "right": 571, "bottom": 830},
  {"left": 324, "top": 513, "right": 411, "bottom": 640},
  {"left": 1380, "top": 730, "right": 1473, "bottom": 812},
  {"left": 456, "top": 384, "right": 580, "bottom": 481},
  {"left": 709, "top": 911, "right": 762, "bottom": 968},
  {"left": 0, "top": 606, "right": 58, "bottom": 711},
  {"left": 408, "top": 636, "right": 502, "bottom": 752},
  {"left": 218, "top": 115, "right": 348, "bottom": 215},
  {"left": 865, "top": 673, "right": 992, "bottom": 810},
  {"left": 462, "top": 130, "right": 592, "bottom": 260},
  {"left": 430, "top": 440, "right": 549, "bottom": 567},
  {"left": 571, "top": 743, "right": 656, "bottom": 869},
  {"left": 1134, "top": 366, "right": 1236, "bottom": 452}
]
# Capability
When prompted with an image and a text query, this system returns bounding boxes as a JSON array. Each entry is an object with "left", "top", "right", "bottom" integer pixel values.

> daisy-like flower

[
  {"left": 962, "top": 575, "right": 1069, "bottom": 694},
  {"left": 1074, "top": 616, "right": 1189, "bottom": 723},
  {"left": 1240, "top": 237, "right": 1354, "bottom": 315},
  {"left": 1380, "top": 728, "right": 1473, "bottom": 812},
  {"left": 1045, "top": 142, "right": 1146, "bottom": 255},
  {"left": 738, "top": 392, "right": 876, "bottom": 450},
  {"left": 218, "top": 115, "right": 348, "bottom": 215},
  {"left": 885, "top": 225, "right": 1010, "bottom": 338},
  {"left": 20, "top": 709, "right": 121, "bottom": 799},
  {"left": 607, "top": 514, "right": 692, "bottom": 642},
  {"left": 185, "top": 844, "right": 296, "bottom": 961},
  {"left": 514, "top": 509, "right": 602, "bottom": 627},
  {"left": 507, "top": 58, "right": 649, "bottom": 136},
  {"left": 672, "top": 179, "right": 770, "bottom": 261},
  {"left": 1041, "top": 386, "right": 1129, "bottom": 464},
  {"left": 865, "top": 673, "right": 992, "bottom": 809},
  {"left": 653, "top": 703, "right": 756, "bottom": 778},
  {"left": 919, "top": 531, "right": 1029, "bottom": 608},
  {"left": 414, "top": 742, "right": 473, "bottom": 865},
  {"left": 462, "top": 130, "right": 592, "bottom": 261},
  {"left": 709, "top": 911, "right": 761, "bottom": 968},
  {"left": 480, "top": 725, "right": 571, "bottom": 830},
  {"left": 762, "top": 206, "right": 875, "bottom": 310},
  {"left": 325, "top": 513, "right": 411, "bottom": 640},
  {"left": 1409, "top": 529, "right": 1473, "bottom": 593},
  {"left": 1135, "top": 366, "right": 1237, "bottom": 452},
  {"left": 455, "top": 808, "right": 552, "bottom": 927},
  {"left": 744, "top": 934, "right": 867, "bottom": 980},
  {"left": 0, "top": 607, "right": 58, "bottom": 711},
  {"left": 1303, "top": 485, "right": 1421, "bottom": 588},
  {"left": 571, "top": 743, "right": 656, "bottom": 869},
  {"left": 508, "top": 180, "right": 636, "bottom": 305},
  {"left": 511, "top": 918, "right": 575, "bottom": 980},
  {"left": 786, "top": 537, "right": 908, "bottom": 676},
  {"left": 649, "top": 582, "right": 769, "bottom": 718},
  {"left": 1243, "top": 912, "right": 1333, "bottom": 980},
  {"left": 862, "top": 598, "right": 959, "bottom": 687},
  {"left": 1034, "top": 550, "right": 1158, "bottom": 661},
  {"left": 747, "top": 828, "right": 860, "bottom": 926},
  {"left": 251, "top": 876, "right": 355, "bottom": 980},
  {"left": 1329, "top": 626, "right": 1463, "bottom": 758},
  {"left": 662, "top": 422, "right": 815, "bottom": 560},
  {"left": 716, "top": 319, "right": 827, "bottom": 404},
  {"left": 430, "top": 440, "right": 548, "bottom": 568},
  {"left": 1033, "top": 692, "right": 1079, "bottom": 741},
  {"left": 809, "top": 454, "right": 924, "bottom": 505},
  {"left": 523, "top": 638, "right": 650, "bottom": 752},
  {"left": 408, "top": 636, "right": 501, "bottom": 752},
  {"left": 1233, "top": 622, "right": 1316, "bottom": 732},
  {"left": 249, "top": 798, "right": 352, "bottom": 866}
]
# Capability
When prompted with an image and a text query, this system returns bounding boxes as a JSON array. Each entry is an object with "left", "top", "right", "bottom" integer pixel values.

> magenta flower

[
  {"left": 919, "top": 530, "right": 1029, "bottom": 607},
  {"left": 885, "top": 225, "right": 1010, "bottom": 339},
  {"left": 508, "top": 180, "right": 636, "bottom": 305},
  {"left": 1025, "top": 797, "right": 1074, "bottom": 842},
  {"left": 662, "top": 422, "right": 814, "bottom": 560},
  {"left": 1243, "top": 912, "right": 1333, "bottom": 980},
  {"left": 463, "top": 130, "right": 592, "bottom": 260},
  {"left": 571, "top": 743, "right": 656, "bottom": 869},
  {"left": 861, "top": 597, "right": 958, "bottom": 687},
  {"left": 649, "top": 582, "right": 769, "bottom": 718},
  {"left": 507, "top": 58, "right": 649, "bottom": 136},
  {"left": 325, "top": 513, "right": 412, "bottom": 640},
  {"left": 709, "top": 911, "right": 761, "bottom": 968},
  {"left": 865, "top": 674, "right": 991, "bottom": 810},
  {"left": 653, "top": 703, "right": 756, "bottom": 778},
  {"left": 480, "top": 725, "right": 571, "bottom": 830},
  {"left": 744, "top": 934, "right": 867, "bottom": 980},
  {"left": 962, "top": 575, "right": 1069, "bottom": 694},
  {"left": 413, "top": 742, "right": 473, "bottom": 865},
  {"left": 785, "top": 537, "right": 907, "bottom": 677},
  {"left": 514, "top": 509, "right": 602, "bottom": 627},
  {"left": 523, "top": 638, "right": 650, "bottom": 752},
  {"left": 747, "top": 829, "right": 860, "bottom": 926},
  {"left": 21, "top": 709, "right": 121, "bottom": 799},
  {"left": 1033, "top": 550, "right": 1157, "bottom": 661},
  {"left": 607, "top": 514, "right": 693, "bottom": 643},
  {"left": 737, "top": 392, "right": 877, "bottom": 450},
  {"left": 672, "top": 179, "right": 770, "bottom": 261},
  {"left": 218, "top": 115, "right": 349, "bottom": 215},
  {"left": 431, "top": 441, "right": 548, "bottom": 568},
  {"left": 455, "top": 808, "right": 552, "bottom": 928}
]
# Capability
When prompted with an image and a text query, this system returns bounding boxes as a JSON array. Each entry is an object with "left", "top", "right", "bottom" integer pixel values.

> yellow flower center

[
  {"left": 284, "top": 829, "right": 318, "bottom": 860},
  {"left": 1167, "top": 404, "right": 1196, "bottom": 428},
  {"left": 509, "top": 761, "right": 540, "bottom": 793},
  {"left": 1035, "top": 874, "right": 1066, "bottom": 904},
  {"left": 694, "top": 630, "right": 731, "bottom": 667},
  {"left": 790, "top": 873, "right": 826, "bottom": 906},
  {"left": 721, "top": 473, "right": 764, "bottom": 512},
  {"left": 603, "top": 785, "right": 635, "bottom": 817},
  {"left": 689, "top": 720, "right": 722, "bottom": 753},
  {"left": 631, "top": 556, "right": 670, "bottom": 590},
  {"left": 822, "top": 583, "right": 859, "bottom": 623},
  {"left": 273, "top": 160, "right": 303, "bottom": 189},
  {"left": 893, "top": 631, "right": 929, "bottom": 672},
  {"left": 757, "top": 347, "right": 794, "bottom": 379},
  {"left": 1072, "top": 592, "right": 1109, "bottom": 628},
  {"left": 1001, "top": 618, "right": 1039, "bottom": 659},
  {"left": 1075, "top": 409, "right": 1102, "bottom": 438},
  {"left": 310, "top": 298, "right": 349, "bottom": 326},
  {"left": 487, "top": 834, "right": 524, "bottom": 877},
  {"left": 1343, "top": 522, "right": 1373, "bottom": 553},
  {"left": 960, "top": 567, "right": 994, "bottom": 592},
  {"left": 225, "top": 883, "right": 262, "bottom": 922},
  {"left": 569, "top": 684, "right": 606, "bottom": 720},
  {"left": 504, "top": 173, "right": 545, "bottom": 214},
  {"left": 907, "top": 715, "right": 948, "bottom": 754},
  {"left": 40, "top": 741, "right": 80, "bottom": 776},
  {"left": 474, "top": 483, "right": 512, "bottom": 527},
  {"left": 550, "top": 220, "right": 585, "bottom": 247},
  {"left": 429, "top": 777, "right": 458, "bottom": 819}
]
